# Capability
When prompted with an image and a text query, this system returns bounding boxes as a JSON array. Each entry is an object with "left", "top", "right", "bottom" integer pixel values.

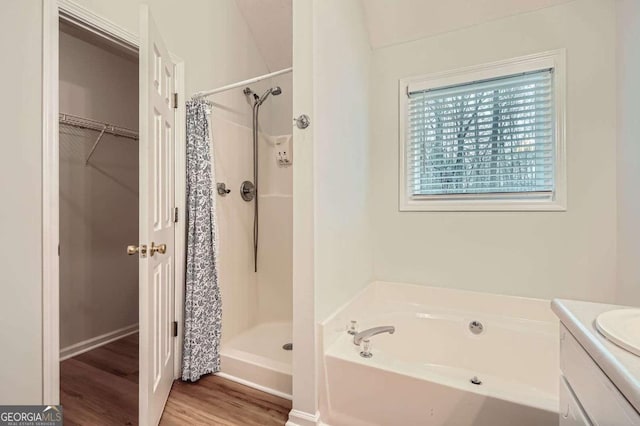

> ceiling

[
  {"left": 235, "top": 0, "right": 292, "bottom": 71},
  {"left": 234, "top": 0, "right": 575, "bottom": 66},
  {"left": 361, "top": 0, "right": 576, "bottom": 49}
]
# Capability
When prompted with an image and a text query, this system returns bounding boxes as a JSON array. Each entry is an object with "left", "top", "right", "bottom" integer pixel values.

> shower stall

[{"left": 199, "top": 68, "right": 294, "bottom": 398}]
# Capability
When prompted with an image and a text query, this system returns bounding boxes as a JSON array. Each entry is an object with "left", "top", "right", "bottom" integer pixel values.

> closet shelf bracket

[{"left": 85, "top": 125, "right": 108, "bottom": 165}]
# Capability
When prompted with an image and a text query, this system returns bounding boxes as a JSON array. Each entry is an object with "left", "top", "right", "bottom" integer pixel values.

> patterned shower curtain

[{"left": 182, "top": 99, "right": 222, "bottom": 382}]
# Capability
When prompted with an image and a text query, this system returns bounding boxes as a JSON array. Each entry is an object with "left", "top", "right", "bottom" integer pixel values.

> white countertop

[{"left": 552, "top": 299, "right": 640, "bottom": 414}]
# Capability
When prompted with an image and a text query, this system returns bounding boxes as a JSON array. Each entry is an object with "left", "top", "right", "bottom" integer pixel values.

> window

[{"left": 399, "top": 50, "right": 566, "bottom": 211}]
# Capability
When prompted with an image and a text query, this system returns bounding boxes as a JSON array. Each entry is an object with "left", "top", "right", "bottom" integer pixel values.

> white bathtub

[{"left": 320, "top": 282, "right": 559, "bottom": 426}]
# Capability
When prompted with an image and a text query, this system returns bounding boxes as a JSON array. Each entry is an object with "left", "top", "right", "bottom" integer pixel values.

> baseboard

[
  {"left": 286, "top": 409, "right": 321, "bottom": 426},
  {"left": 59, "top": 324, "right": 138, "bottom": 361},
  {"left": 215, "top": 371, "right": 292, "bottom": 400}
]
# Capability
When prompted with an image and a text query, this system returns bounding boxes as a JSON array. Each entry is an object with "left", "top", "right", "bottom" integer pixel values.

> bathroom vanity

[{"left": 552, "top": 299, "right": 640, "bottom": 425}]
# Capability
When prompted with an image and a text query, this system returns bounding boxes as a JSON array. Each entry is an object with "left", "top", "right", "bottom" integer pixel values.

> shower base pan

[{"left": 218, "top": 321, "right": 292, "bottom": 399}]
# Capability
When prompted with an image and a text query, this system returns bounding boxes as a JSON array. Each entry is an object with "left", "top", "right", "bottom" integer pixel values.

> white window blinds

[{"left": 407, "top": 69, "right": 555, "bottom": 197}]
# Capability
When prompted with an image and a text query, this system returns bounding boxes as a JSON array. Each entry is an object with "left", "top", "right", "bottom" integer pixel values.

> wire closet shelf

[{"left": 59, "top": 112, "right": 138, "bottom": 165}]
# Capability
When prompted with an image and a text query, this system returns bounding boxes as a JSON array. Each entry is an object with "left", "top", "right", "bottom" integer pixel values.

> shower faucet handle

[{"left": 240, "top": 181, "right": 255, "bottom": 202}]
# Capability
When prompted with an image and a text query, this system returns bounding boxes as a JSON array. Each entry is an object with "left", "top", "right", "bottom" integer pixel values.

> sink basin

[{"left": 596, "top": 309, "right": 640, "bottom": 357}]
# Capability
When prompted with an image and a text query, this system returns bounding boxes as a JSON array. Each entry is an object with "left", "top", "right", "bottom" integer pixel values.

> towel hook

[{"left": 217, "top": 182, "right": 231, "bottom": 196}]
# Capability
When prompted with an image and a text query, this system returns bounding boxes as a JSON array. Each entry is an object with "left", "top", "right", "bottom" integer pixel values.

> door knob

[
  {"left": 127, "top": 244, "right": 147, "bottom": 258},
  {"left": 150, "top": 242, "right": 167, "bottom": 256}
]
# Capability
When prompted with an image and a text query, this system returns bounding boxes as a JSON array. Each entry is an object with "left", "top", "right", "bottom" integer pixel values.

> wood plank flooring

[
  {"left": 60, "top": 333, "right": 139, "bottom": 425},
  {"left": 160, "top": 376, "right": 291, "bottom": 426},
  {"left": 60, "top": 333, "right": 292, "bottom": 425}
]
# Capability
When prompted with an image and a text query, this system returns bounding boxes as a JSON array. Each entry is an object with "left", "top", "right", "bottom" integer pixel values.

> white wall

[
  {"left": 295, "top": 2, "right": 373, "bottom": 421},
  {"left": 59, "top": 29, "right": 139, "bottom": 349},
  {"left": 370, "top": 0, "right": 618, "bottom": 303},
  {"left": 266, "top": 73, "right": 294, "bottom": 137},
  {"left": 71, "top": 0, "right": 266, "bottom": 97},
  {"left": 0, "top": 0, "right": 44, "bottom": 405},
  {"left": 361, "top": 0, "right": 575, "bottom": 49},
  {"left": 314, "top": 0, "right": 373, "bottom": 321},
  {"left": 616, "top": 0, "right": 640, "bottom": 307},
  {"left": 290, "top": 0, "right": 316, "bottom": 419},
  {"left": 257, "top": 73, "right": 294, "bottom": 326}
]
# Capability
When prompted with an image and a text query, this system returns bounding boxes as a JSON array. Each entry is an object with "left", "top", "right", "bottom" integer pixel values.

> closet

[{"left": 58, "top": 20, "right": 139, "bottom": 424}]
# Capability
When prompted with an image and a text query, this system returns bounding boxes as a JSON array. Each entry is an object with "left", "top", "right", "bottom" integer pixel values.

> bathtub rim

[{"left": 321, "top": 281, "right": 559, "bottom": 349}]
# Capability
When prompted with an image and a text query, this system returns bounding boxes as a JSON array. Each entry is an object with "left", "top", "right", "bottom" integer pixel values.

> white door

[{"left": 139, "top": 5, "right": 176, "bottom": 426}]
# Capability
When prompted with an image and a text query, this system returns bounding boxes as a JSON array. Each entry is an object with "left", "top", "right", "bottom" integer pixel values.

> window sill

[{"left": 399, "top": 196, "right": 566, "bottom": 212}]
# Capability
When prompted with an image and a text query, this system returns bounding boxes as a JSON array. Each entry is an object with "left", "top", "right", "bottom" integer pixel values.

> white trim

[
  {"left": 405, "top": 52, "right": 557, "bottom": 94},
  {"left": 57, "top": 0, "right": 138, "bottom": 49},
  {"left": 215, "top": 372, "right": 293, "bottom": 401},
  {"left": 291, "top": 0, "right": 318, "bottom": 420},
  {"left": 42, "top": 0, "right": 60, "bottom": 405},
  {"left": 286, "top": 409, "right": 321, "bottom": 426},
  {"left": 172, "top": 57, "right": 187, "bottom": 380},
  {"left": 398, "top": 49, "right": 567, "bottom": 212},
  {"left": 59, "top": 324, "right": 139, "bottom": 361}
]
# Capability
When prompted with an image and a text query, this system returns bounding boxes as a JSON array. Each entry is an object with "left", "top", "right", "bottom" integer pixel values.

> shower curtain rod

[{"left": 192, "top": 67, "right": 292, "bottom": 98}]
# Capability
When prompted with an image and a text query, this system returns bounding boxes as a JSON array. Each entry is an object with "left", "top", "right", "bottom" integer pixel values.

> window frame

[{"left": 399, "top": 49, "right": 567, "bottom": 212}]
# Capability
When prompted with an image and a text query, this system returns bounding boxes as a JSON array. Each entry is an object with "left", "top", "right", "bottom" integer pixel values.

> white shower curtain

[{"left": 182, "top": 99, "right": 222, "bottom": 382}]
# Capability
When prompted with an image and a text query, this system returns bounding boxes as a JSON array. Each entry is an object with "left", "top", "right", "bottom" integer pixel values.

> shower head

[{"left": 256, "top": 87, "right": 282, "bottom": 106}]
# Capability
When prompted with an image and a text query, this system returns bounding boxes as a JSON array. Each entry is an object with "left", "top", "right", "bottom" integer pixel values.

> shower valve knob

[{"left": 240, "top": 181, "right": 255, "bottom": 202}]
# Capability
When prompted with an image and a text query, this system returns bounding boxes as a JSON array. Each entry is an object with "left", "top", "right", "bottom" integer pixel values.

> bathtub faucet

[{"left": 353, "top": 326, "right": 395, "bottom": 346}]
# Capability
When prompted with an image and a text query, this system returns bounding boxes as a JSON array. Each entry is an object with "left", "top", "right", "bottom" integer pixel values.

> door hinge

[
  {"left": 172, "top": 321, "right": 178, "bottom": 337},
  {"left": 58, "top": 244, "right": 60, "bottom": 256},
  {"left": 172, "top": 93, "right": 178, "bottom": 109},
  {"left": 174, "top": 207, "right": 179, "bottom": 223}
]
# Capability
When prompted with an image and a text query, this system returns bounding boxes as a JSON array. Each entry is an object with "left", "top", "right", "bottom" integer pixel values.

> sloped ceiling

[
  {"left": 234, "top": 0, "right": 292, "bottom": 71},
  {"left": 361, "top": 0, "right": 576, "bottom": 49},
  {"left": 233, "top": 0, "right": 575, "bottom": 65}
]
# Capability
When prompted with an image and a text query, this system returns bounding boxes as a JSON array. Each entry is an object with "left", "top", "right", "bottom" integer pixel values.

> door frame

[{"left": 42, "top": 0, "right": 186, "bottom": 404}]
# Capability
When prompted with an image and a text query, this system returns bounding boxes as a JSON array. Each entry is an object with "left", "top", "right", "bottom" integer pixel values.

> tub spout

[{"left": 353, "top": 326, "right": 395, "bottom": 346}]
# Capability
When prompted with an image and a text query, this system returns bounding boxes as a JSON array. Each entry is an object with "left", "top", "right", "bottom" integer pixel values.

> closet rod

[
  {"left": 192, "top": 67, "right": 292, "bottom": 98},
  {"left": 59, "top": 113, "right": 139, "bottom": 140}
]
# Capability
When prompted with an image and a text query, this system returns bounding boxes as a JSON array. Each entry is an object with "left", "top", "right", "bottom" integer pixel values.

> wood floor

[
  {"left": 160, "top": 376, "right": 291, "bottom": 425},
  {"left": 60, "top": 333, "right": 139, "bottom": 425},
  {"left": 60, "top": 334, "right": 292, "bottom": 425}
]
